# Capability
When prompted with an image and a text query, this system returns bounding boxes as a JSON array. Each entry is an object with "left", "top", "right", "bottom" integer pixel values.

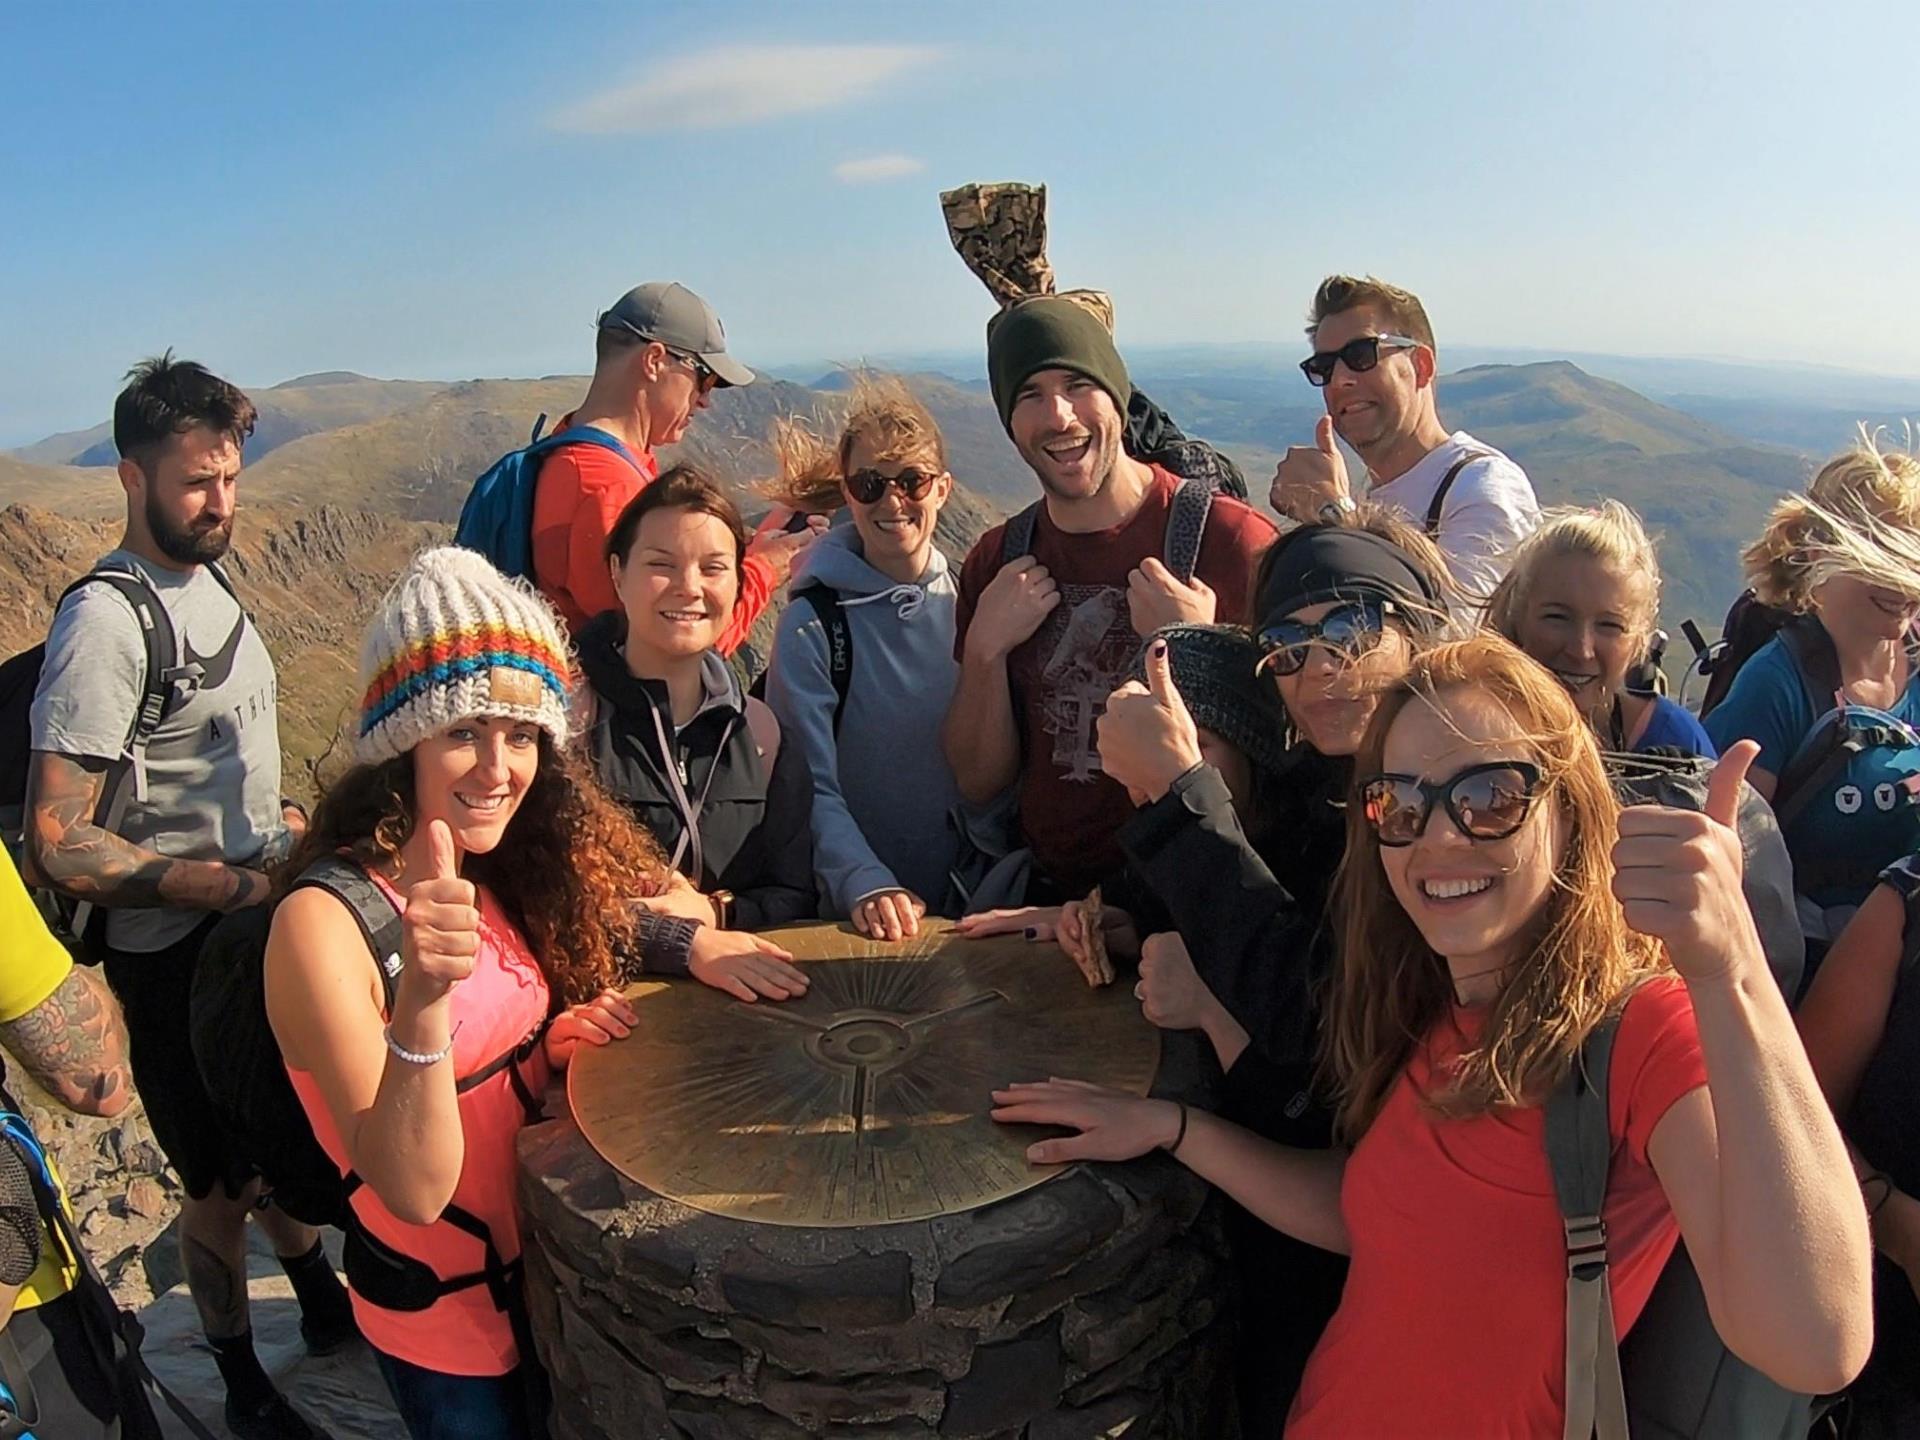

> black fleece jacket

[{"left": 578, "top": 612, "right": 816, "bottom": 931}]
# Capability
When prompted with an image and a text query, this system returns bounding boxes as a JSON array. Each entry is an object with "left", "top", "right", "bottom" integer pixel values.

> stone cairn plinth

[{"left": 517, "top": 1089, "right": 1235, "bottom": 1439}]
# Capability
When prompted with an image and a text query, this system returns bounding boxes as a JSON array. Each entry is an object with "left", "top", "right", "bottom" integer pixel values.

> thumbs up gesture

[
  {"left": 1096, "top": 638, "right": 1204, "bottom": 804},
  {"left": 1270, "top": 415, "right": 1353, "bottom": 524},
  {"left": 400, "top": 819, "right": 481, "bottom": 998},
  {"left": 1610, "top": 741, "right": 1764, "bottom": 983}
]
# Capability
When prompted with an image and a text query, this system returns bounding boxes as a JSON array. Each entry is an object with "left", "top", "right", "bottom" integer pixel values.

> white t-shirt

[{"left": 1367, "top": 430, "right": 1539, "bottom": 614}]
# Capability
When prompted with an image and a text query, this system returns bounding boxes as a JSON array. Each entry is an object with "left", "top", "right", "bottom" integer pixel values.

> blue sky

[{"left": 4, "top": 0, "right": 1918, "bottom": 445}]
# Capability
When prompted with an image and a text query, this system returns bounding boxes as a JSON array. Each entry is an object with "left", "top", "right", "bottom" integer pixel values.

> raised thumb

[
  {"left": 427, "top": 818, "right": 459, "bottom": 881},
  {"left": 1704, "top": 739, "right": 1759, "bottom": 829},
  {"left": 1145, "top": 638, "right": 1183, "bottom": 709},
  {"left": 1316, "top": 414, "right": 1337, "bottom": 455}
]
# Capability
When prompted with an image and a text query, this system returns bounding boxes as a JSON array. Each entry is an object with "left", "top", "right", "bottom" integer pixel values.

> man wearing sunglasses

[
  {"left": 945, "top": 297, "right": 1277, "bottom": 900},
  {"left": 1272, "top": 275, "right": 1538, "bottom": 609},
  {"left": 528, "top": 280, "right": 820, "bottom": 644}
]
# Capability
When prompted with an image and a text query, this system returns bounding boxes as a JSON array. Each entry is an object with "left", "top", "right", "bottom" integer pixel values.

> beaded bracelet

[
  {"left": 1162, "top": 1101, "right": 1190, "bottom": 1156},
  {"left": 384, "top": 1022, "right": 457, "bottom": 1067}
]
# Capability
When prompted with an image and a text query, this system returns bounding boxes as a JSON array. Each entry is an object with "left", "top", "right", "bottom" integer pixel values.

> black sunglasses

[
  {"left": 845, "top": 467, "right": 940, "bottom": 505},
  {"left": 1361, "top": 761, "right": 1545, "bottom": 847},
  {"left": 1299, "top": 334, "right": 1421, "bottom": 388},
  {"left": 666, "top": 348, "right": 719, "bottom": 394},
  {"left": 1255, "top": 599, "right": 1395, "bottom": 676}
]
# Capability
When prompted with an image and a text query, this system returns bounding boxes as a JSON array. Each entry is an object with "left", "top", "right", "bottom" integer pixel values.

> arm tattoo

[
  {"left": 0, "top": 968, "right": 132, "bottom": 1117},
  {"left": 25, "top": 752, "right": 268, "bottom": 913}
]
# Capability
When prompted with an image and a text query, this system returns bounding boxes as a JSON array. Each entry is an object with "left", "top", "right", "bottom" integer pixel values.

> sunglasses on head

[
  {"left": 1255, "top": 599, "right": 1395, "bottom": 676},
  {"left": 1361, "top": 761, "right": 1544, "bottom": 847},
  {"left": 845, "top": 467, "right": 940, "bottom": 505},
  {"left": 1299, "top": 334, "right": 1421, "bottom": 388}
]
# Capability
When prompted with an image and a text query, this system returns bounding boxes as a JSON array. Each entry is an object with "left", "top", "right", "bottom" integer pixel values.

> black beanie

[
  {"left": 986, "top": 298, "right": 1131, "bottom": 434},
  {"left": 1129, "top": 624, "right": 1289, "bottom": 775}
]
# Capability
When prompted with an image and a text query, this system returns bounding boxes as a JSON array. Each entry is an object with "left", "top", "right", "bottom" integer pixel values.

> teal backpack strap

[{"left": 1545, "top": 1014, "right": 1629, "bottom": 1440}]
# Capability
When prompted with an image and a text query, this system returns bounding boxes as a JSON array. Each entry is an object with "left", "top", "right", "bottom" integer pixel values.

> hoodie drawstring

[{"left": 842, "top": 584, "right": 926, "bottom": 621}]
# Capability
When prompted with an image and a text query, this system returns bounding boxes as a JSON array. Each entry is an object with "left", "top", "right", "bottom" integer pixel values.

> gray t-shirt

[{"left": 29, "top": 549, "right": 283, "bottom": 953}]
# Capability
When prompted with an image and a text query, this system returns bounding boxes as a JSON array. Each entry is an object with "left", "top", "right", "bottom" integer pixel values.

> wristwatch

[
  {"left": 710, "top": 890, "right": 735, "bottom": 930},
  {"left": 1317, "top": 494, "right": 1357, "bottom": 524}
]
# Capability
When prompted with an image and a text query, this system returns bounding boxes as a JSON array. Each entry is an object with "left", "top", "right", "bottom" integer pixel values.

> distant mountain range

[{"left": 2, "top": 352, "right": 1899, "bottom": 775}]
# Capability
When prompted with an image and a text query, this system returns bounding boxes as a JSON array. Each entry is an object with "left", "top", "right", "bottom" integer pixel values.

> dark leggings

[{"left": 373, "top": 1349, "right": 546, "bottom": 1440}]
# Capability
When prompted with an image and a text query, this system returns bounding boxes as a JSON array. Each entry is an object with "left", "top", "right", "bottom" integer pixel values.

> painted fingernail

[
  {"left": 1151, "top": 639, "right": 1167, "bottom": 656},
  {"left": 1024, "top": 926, "right": 1038, "bottom": 939}
]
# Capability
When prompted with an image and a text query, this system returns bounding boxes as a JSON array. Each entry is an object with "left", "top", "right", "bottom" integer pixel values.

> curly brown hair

[{"left": 277, "top": 736, "right": 672, "bottom": 1006}]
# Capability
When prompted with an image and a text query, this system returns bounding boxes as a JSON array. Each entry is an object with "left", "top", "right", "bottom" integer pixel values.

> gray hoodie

[{"left": 765, "top": 526, "right": 963, "bottom": 916}]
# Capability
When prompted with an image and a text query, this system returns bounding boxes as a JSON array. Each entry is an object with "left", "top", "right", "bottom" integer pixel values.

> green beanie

[{"left": 986, "top": 297, "right": 1132, "bottom": 435}]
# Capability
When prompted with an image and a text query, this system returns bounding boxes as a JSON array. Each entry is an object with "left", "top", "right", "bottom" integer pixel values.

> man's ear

[
  {"left": 641, "top": 341, "right": 670, "bottom": 382},
  {"left": 116, "top": 456, "right": 144, "bottom": 500},
  {"left": 1412, "top": 344, "right": 1438, "bottom": 389}
]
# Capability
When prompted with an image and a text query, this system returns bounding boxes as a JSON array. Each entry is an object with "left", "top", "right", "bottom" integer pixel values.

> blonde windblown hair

[
  {"left": 763, "top": 373, "right": 947, "bottom": 513},
  {"left": 1743, "top": 429, "right": 1920, "bottom": 613},
  {"left": 1483, "top": 501, "right": 1662, "bottom": 664},
  {"left": 1325, "top": 634, "right": 1666, "bottom": 1141}
]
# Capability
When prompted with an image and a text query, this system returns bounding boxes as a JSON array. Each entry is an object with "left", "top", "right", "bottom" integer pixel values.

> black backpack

[
  {"left": 1684, "top": 589, "right": 1797, "bottom": 720},
  {"left": 1604, "top": 751, "right": 1805, "bottom": 1002},
  {"left": 0, "top": 1084, "right": 217, "bottom": 1440},
  {"left": 1547, "top": 1013, "right": 1815, "bottom": 1440},
  {"left": 190, "top": 858, "right": 545, "bottom": 1226},
  {"left": 0, "top": 562, "right": 238, "bottom": 949}
]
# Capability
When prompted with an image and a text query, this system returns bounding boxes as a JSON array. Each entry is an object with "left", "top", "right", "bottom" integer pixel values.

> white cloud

[
  {"left": 550, "top": 43, "right": 945, "bottom": 134},
  {"left": 832, "top": 153, "right": 926, "bottom": 185}
]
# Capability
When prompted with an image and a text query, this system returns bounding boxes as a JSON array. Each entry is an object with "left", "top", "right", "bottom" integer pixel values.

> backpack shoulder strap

[
  {"left": 1425, "top": 450, "right": 1495, "bottom": 537},
  {"left": 1779, "top": 615, "right": 1842, "bottom": 718},
  {"left": 1000, "top": 501, "right": 1043, "bottom": 568},
  {"left": 290, "top": 857, "right": 405, "bottom": 1012},
  {"left": 1545, "top": 1013, "right": 1630, "bottom": 1440},
  {"left": 1162, "top": 478, "right": 1214, "bottom": 584},
  {"left": 529, "top": 424, "right": 649, "bottom": 479},
  {"left": 793, "top": 586, "right": 853, "bottom": 734},
  {"left": 62, "top": 567, "right": 180, "bottom": 758}
]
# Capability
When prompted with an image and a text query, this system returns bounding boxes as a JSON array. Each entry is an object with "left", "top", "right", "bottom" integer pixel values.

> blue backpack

[
  {"left": 1766, "top": 618, "right": 1920, "bottom": 934},
  {"left": 453, "top": 416, "right": 646, "bottom": 581}
]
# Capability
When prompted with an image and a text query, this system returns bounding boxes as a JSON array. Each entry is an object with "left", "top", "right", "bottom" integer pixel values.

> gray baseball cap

[{"left": 597, "top": 281, "right": 754, "bottom": 387}]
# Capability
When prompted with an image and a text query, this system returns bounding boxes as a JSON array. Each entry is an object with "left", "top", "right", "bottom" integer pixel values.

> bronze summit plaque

[{"left": 566, "top": 919, "right": 1160, "bottom": 1226}]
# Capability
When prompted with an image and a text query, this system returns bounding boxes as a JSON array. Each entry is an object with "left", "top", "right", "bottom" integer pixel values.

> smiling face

[
  {"left": 412, "top": 716, "right": 542, "bottom": 856},
  {"left": 611, "top": 505, "right": 740, "bottom": 659},
  {"left": 1007, "top": 368, "right": 1125, "bottom": 502},
  {"left": 1813, "top": 572, "right": 1920, "bottom": 650},
  {"left": 1272, "top": 600, "right": 1415, "bottom": 756},
  {"left": 1510, "top": 553, "right": 1651, "bottom": 717},
  {"left": 1311, "top": 304, "right": 1433, "bottom": 454},
  {"left": 842, "top": 433, "right": 950, "bottom": 575},
  {"left": 1375, "top": 683, "right": 1566, "bottom": 981}
]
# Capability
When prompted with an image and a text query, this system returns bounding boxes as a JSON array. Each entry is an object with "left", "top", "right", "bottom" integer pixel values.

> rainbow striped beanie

[{"left": 353, "top": 546, "right": 573, "bottom": 764}]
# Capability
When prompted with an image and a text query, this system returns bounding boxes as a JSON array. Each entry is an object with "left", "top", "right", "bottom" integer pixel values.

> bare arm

[
  {"left": 0, "top": 967, "right": 132, "bottom": 1117},
  {"left": 264, "top": 888, "right": 465, "bottom": 1226},
  {"left": 24, "top": 750, "right": 268, "bottom": 912},
  {"left": 1648, "top": 962, "right": 1873, "bottom": 1395},
  {"left": 989, "top": 1081, "right": 1350, "bottom": 1254},
  {"left": 943, "top": 557, "right": 1058, "bottom": 806},
  {"left": 943, "top": 647, "right": 1022, "bottom": 805}
]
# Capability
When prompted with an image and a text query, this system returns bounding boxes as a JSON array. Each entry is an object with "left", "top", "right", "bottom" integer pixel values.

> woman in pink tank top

[{"left": 260, "top": 549, "right": 806, "bottom": 1440}]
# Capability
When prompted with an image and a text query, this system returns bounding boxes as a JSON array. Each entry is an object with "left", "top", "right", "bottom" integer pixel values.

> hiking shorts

[{"left": 102, "top": 916, "right": 256, "bottom": 1202}]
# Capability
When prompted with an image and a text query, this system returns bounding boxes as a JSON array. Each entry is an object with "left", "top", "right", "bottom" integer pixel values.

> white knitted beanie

[{"left": 353, "top": 546, "right": 573, "bottom": 764}]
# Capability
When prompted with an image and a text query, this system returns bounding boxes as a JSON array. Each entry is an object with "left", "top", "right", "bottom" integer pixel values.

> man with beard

[
  {"left": 25, "top": 355, "right": 341, "bottom": 1439},
  {"left": 944, "top": 298, "right": 1275, "bottom": 899},
  {"left": 529, "top": 280, "right": 819, "bottom": 642},
  {"left": 1271, "top": 274, "right": 1538, "bottom": 609}
]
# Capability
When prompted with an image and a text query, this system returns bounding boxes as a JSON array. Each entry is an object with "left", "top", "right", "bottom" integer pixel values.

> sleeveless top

[{"left": 286, "top": 874, "right": 551, "bottom": 1376}]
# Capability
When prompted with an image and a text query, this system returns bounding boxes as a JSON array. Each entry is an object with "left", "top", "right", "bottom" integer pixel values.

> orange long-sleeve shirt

[{"left": 530, "top": 438, "right": 774, "bottom": 651}]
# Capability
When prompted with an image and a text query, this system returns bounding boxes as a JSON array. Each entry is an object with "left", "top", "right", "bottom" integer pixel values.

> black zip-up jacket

[
  {"left": 1117, "top": 746, "right": 1350, "bottom": 1144},
  {"left": 578, "top": 612, "right": 816, "bottom": 931}
]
